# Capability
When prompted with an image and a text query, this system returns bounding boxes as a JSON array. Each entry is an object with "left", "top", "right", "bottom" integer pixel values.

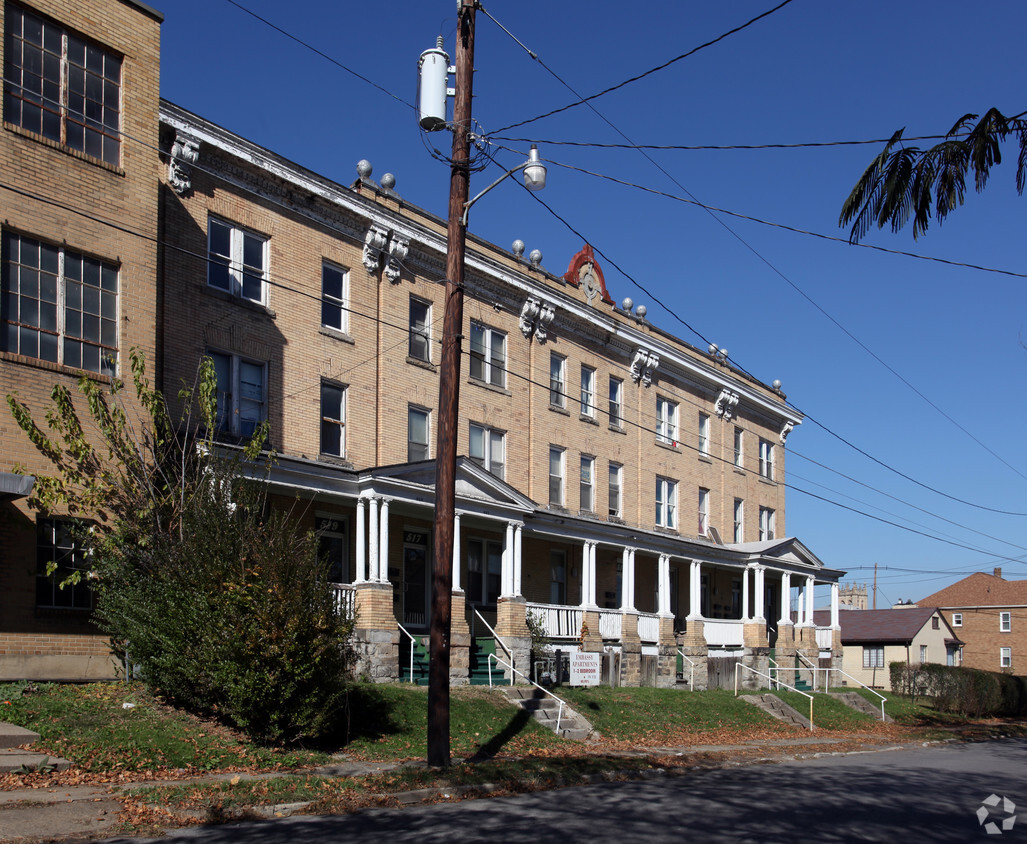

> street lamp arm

[
  {"left": 461, "top": 164, "right": 528, "bottom": 226},
  {"left": 461, "top": 145, "right": 547, "bottom": 227}
]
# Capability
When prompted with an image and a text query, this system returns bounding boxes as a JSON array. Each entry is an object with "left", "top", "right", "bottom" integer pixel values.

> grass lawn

[{"left": 769, "top": 691, "right": 874, "bottom": 730}]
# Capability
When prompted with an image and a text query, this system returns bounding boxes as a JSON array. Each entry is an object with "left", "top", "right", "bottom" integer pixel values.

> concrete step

[
  {"left": 740, "top": 694, "right": 813, "bottom": 730},
  {"left": 499, "top": 688, "right": 599, "bottom": 742},
  {"left": 829, "top": 691, "right": 892, "bottom": 722},
  {"left": 0, "top": 747, "right": 72, "bottom": 773},
  {"left": 0, "top": 724, "right": 40, "bottom": 750}
]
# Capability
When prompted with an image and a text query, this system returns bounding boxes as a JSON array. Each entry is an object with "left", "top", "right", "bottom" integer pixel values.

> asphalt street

[{"left": 106, "top": 738, "right": 1027, "bottom": 843}]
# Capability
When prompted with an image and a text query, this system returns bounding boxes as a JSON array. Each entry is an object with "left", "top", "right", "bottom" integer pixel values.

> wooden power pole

[{"left": 428, "top": 0, "right": 476, "bottom": 769}]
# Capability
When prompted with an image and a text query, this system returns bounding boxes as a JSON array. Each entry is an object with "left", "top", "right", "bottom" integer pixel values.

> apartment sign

[{"left": 569, "top": 651, "right": 601, "bottom": 686}]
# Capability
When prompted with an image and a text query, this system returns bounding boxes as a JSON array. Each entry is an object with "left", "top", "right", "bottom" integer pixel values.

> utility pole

[
  {"left": 873, "top": 562, "right": 877, "bottom": 610},
  {"left": 428, "top": 0, "right": 476, "bottom": 769}
]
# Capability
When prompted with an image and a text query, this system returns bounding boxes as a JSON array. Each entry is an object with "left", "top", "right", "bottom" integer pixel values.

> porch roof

[{"left": 0, "top": 471, "right": 35, "bottom": 501}]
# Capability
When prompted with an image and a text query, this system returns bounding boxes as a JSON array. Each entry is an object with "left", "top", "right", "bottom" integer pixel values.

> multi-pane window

[
  {"left": 1001, "top": 647, "right": 1012, "bottom": 669},
  {"left": 208, "top": 218, "right": 268, "bottom": 304},
  {"left": 609, "top": 376, "right": 623, "bottom": 428},
  {"left": 759, "top": 506, "right": 775, "bottom": 541},
  {"left": 469, "top": 321, "right": 506, "bottom": 388},
  {"left": 1000, "top": 611, "right": 1012, "bottom": 632},
  {"left": 580, "top": 455, "right": 595, "bottom": 512},
  {"left": 549, "top": 352, "right": 566, "bottom": 408},
  {"left": 4, "top": 4, "right": 122, "bottom": 165},
  {"left": 698, "top": 413, "right": 710, "bottom": 456},
  {"left": 408, "top": 406, "right": 430, "bottom": 461},
  {"left": 608, "top": 462, "right": 622, "bottom": 518},
  {"left": 549, "top": 446, "right": 565, "bottom": 507},
  {"left": 208, "top": 351, "right": 267, "bottom": 438},
  {"left": 467, "top": 538, "right": 502, "bottom": 605},
  {"left": 759, "top": 438, "right": 775, "bottom": 480},
  {"left": 656, "top": 396, "right": 678, "bottom": 446},
  {"left": 733, "top": 427, "right": 743, "bottom": 468},
  {"left": 321, "top": 262, "right": 348, "bottom": 332},
  {"left": 952, "top": 613, "right": 963, "bottom": 627},
  {"left": 408, "top": 296, "right": 431, "bottom": 362},
  {"left": 469, "top": 422, "right": 504, "bottom": 480},
  {"left": 580, "top": 365, "right": 596, "bottom": 418},
  {"left": 1, "top": 232, "right": 118, "bottom": 375},
  {"left": 36, "top": 517, "right": 93, "bottom": 609},
  {"left": 863, "top": 645, "right": 884, "bottom": 669},
  {"left": 698, "top": 487, "right": 709, "bottom": 535},
  {"left": 733, "top": 498, "right": 744, "bottom": 543},
  {"left": 920, "top": 645, "right": 928, "bottom": 663},
  {"left": 319, "top": 380, "right": 345, "bottom": 456},
  {"left": 656, "top": 476, "right": 676, "bottom": 529}
]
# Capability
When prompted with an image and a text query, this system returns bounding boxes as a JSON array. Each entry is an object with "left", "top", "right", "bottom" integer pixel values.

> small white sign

[{"left": 569, "top": 651, "right": 601, "bottom": 686}]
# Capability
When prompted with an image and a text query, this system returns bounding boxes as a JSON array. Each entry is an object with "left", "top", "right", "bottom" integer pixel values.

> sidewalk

[{"left": 0, "top": 735, "right": 922, "bottom": 843}]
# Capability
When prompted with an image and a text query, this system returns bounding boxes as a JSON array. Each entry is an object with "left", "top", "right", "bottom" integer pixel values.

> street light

[{"left": 460, "top": 145, "right": 547, "bottom": 226}]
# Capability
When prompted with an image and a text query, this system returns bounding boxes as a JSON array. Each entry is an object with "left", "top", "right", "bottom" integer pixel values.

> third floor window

[
  {"left": 208, "top": 218, "right": 268, "bottom": 305},
  {"left": 469, "top": 321, "right": 505, "bottom": 388}
]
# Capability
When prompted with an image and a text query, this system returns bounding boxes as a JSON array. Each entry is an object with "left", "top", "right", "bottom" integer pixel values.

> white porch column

[
  {"left": 452, "top": 513, "right": 462, "bottom": 592},
  {"left": 513, "top": 523, "right": 523, "bottom": 597},
  {"left": 658, "top": 554, "right": 671, "bottom": 616},
  {"left": 830, "top": 581, "right": 840, "bottom": 629},
  {"left": 621, "top": 547, "right": 636, "bottom": 611},
  {"left": 755, "top": 566, "right": 766, "bottom": 621},
  {"left": 741, "top": 566, "right": 751, "bottom": 620},
  {"left": 581, "top": 542, "right": 597, "bottom": 608},
  {"left": 368, "top": 496, "right": 380, "bottom": 583},
  {"left": 378, "top": 498, "right": 390, "bottom": 583},
  {"left": 688, "top": 560, "right": 702, "bottom": 619},
  {"left": 502, "top": 522, "right": 515, "bottom": 597},
  {"left": 779, "top": 571, "right": 792, "bottom": 625},
  {"left": 805, "top": 576, "right": 815, "bottom": 626},
  {"left": 355, "top": 497, "right": 366, "bottom": 583},
  {"left": 588, "top": 542, "right": 598, "bottom": 608}
]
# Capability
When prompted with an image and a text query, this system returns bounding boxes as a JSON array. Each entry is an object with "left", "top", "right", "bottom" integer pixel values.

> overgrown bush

[
  {"left": 890, "top": 661, "right": 1027, "bottom": 717},
  {"left": 7, "top": 352, "right": 354, "bottom": 745}
]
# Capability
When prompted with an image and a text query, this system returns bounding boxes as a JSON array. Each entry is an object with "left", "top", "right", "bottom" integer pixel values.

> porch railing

[
  {"left": 815, "top": 626, "right": 834, "bottom": 649},
  {"left": 396, "top": 622, "right": 417, "bottom": 685},
  {"left": 331, "top": 583, "right": 355, "bottom": 617},
  {"left": 598, "top": 609, "right": 622, "bottom": 640},
  {"left": 703, "top": 618, "right": 744, "bottom": 647},
  {"left": 525, "top": 602, "right": 583, "bottom": 639},
  {"left": 637, "top": 612, "right": 660, "bottom": 642},
  {"left": 677, "top": 648, "right": 696, "bottom": 690}
]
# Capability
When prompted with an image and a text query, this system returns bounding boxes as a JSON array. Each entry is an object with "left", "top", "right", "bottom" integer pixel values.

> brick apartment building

[
  {"left": 919, "top": 568, "right": 1027, "bottom": 674},
  {"left": 1, "top": 0, "right": 845, "bottom": 688},
  {"left": 0, "top": 0, "right": 162, "bottom": 680}
]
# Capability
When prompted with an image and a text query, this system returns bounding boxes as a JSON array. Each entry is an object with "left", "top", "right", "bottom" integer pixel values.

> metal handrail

[
  {"left": 396, "top": 622, "right": 417, "bottom": 685},
  {"left": 796, "top": 650, "right": 818, "bottom": 690},
  {"left": 734, "top": 662, "right": 814, "bottom": 731},
  {"left": 473, "top": 608, "right": 514, "bottom": 683},
  {"left": 767, "top": 656, "right": 779, "bottom": 689},
  {"left": 814, "top": 667, "right": 888, "bottom": 721},
  {"left": 488, "top": 652, "right": 566, "bottom": 733},
  {"left": 676, "top": 648, "right": 696, "bottom": 690}
]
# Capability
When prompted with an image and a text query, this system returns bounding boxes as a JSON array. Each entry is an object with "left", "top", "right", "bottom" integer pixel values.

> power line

[{"left": 490, "top": 133, "right": 957, "bottom": 151}]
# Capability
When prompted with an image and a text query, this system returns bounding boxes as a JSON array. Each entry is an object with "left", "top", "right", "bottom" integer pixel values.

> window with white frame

[
  {"left": 469, "top": 321, "right": 506, "bottom": 388},
  {"left": 209, "top": 351, "right": 267, "bottom": 439},
  {"left": 863, "top": 645, "right": 884, "bottom": 669},
  {"left": 319, "top": 380, "right": 346, "bottom": 456},
  {"left": 698, "top": 487, "right": 709, "bottom": 535},
  {"left": 321, "top": 261, "right": 348, "bottom": 332},
  {"left": 36, "top": 517, "right": 93, "bottom": 609},
  {"left": 408, "top": 296, "right": 431, "bottom": 362},
  {"left": 698, "top": 412, "right": 710, "bottom": 456},
  {"left": 580, "top": 365, "right": 596, "bottom": 418},
  {"left": 656, "top": 396, "right": 678, "bottom": 446},
  {"left": 207, "top": 217, "right": 268, "bottom": 304},
  {"left": 1, "top": 232, "right": 118, "bottom": 375},
  {"left": 408, "top": 406, "right": 430, "bottom": 461},
  {"left": 733, "top": 498, "right": 744, "bottom": 543},
  {"left": 580, "top": 455, "right": 595, "bottom": 512},
  {"left": 549, "top": 446, "right": 565, "bottom": 507},
  {"left": 609, "top": 462, "right": 622, "bottom": 518},
  {"left": 1001, "top": 647, "right": 1012, "bottom": 669},
  {"left": 1000, "top": 611, "right": 1011, "bottom": 632},
  {"left": 759, "top": 506, "right": 775, "bottom": 541},
  {"left": 920, "top": 645, "right": 928, "bottom": 663},
  {"left": 656, "top": 476, "right": 677, "bottom": 529},
  {"left": 759, "top": 438, "right": 775, "bottom": 480},
  {"left": 468, "top": 422, "right": 505, "bottom": 480},
  {"left": 733, "top": 426, "right": 743, "bottom": 468},
  {"left": 609, "top": 376, "right": 623, "bottom": 428},
  {"left": 549, "top": 352, "right": 566, "bottom": 408},
  {"left": 952, "top": 612, "right": 963, "bottom": 627},
  {"left": 4, "top": 4, "right": 122, "bottom": 165}
]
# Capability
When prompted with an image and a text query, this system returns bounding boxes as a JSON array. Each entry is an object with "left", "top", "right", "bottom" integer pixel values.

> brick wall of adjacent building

[{"left": 944, "top": 606, "right": 1025, "bottom": 673}]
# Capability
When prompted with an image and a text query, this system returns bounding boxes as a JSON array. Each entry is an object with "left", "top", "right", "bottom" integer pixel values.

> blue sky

[{"left": 159, "top": 0, "right": 1027, "bottom": 606}]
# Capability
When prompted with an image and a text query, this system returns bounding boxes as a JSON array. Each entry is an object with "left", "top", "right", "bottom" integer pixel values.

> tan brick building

[
  {"left": 919, "top": 569, "right": 1027, "bottom": 674},
  {"left": 0, "top": 0, "right": 162, "bottom": 680},
  {"left": 1, "top": 0, "right": 844, "bottom": 687}
]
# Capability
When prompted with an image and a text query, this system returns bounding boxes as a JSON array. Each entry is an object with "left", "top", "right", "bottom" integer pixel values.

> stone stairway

[
  {"left": 829, "top": 691, "right": 892, "bottom": 722},
  {"left": 0, "top": 723, "right": 71, "bottom": 773},
  {"left": 740, "top": 694, "right": 814, "bottom": 730},
  {"left": 499, "top": 688, "right": 597, "bottom": 742}
]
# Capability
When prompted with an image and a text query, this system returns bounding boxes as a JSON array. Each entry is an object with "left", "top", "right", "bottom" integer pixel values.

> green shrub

[{"left": 890, "top": 662, "right": 1027, "bottom": 717}]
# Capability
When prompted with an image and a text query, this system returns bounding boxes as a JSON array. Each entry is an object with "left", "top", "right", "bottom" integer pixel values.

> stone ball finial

[
  {"left": 621, "top": 297, "right": 633, "bottom": 313},
  {"left": 773, "top": 379, "right": 782, "bottom": 390},
  {"left": 512, "top": 239, "right": 525, "bottom": 257},
  {"left": 636, "top": 305, "right": 647, "bottom": 319},
  {"left": 380, "top": 173, "right": 396, "bottom": 190},
  {"left": 529, "top": 248, "right": 542, "bottom": 267},
  {"left": 356, "top": 160, "right": 373, "bottom": 179}
]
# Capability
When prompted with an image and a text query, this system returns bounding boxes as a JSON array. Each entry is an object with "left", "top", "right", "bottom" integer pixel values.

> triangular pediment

[{"left": 729, "top": 536, "right": 825, "bottom": 571}]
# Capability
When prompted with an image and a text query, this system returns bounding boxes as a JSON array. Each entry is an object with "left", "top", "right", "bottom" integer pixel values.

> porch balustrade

[
  {"left": 637, "top": 612, "right": 660, "bottom": 643},
  {"left": 815, "top": 626, "right": 834, "bottom": 649},
  {"left": 526, "top": 602, "right": 583, "bottom": 639},
  {"left": 702, "top": 618, "right": 744, "bottom": 647},
  {"left": 331, "top": 583, "right": 356, "bottom": 617},
  {"left": 598, "top": 610, "right": 622, "bottom": 640}
]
